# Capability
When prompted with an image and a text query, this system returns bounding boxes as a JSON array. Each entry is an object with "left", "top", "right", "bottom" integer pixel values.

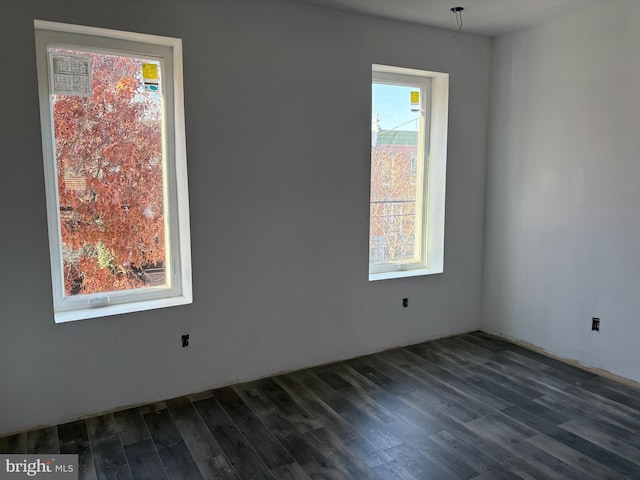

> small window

[
  {"left": 369, "top": 65, "right": 448, "bottom": 280},
  {"left": 35, "top": 20, "right": 192, "bottom": 322}
]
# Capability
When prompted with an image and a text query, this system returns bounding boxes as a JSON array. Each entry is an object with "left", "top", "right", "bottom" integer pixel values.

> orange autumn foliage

[{"left": 53, "top": 52, "right": 165, "bottom": 295}]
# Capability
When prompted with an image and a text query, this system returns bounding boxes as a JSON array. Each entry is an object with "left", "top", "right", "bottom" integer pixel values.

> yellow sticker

[
  {"left": 142, "top": 63, "right": 158, "bottom": 80},
  {"left": 411, "top": 91, "right": 420, "bottom": 105}
]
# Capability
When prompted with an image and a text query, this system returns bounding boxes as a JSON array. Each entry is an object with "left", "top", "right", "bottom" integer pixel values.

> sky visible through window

[
  {"left": 372, "top": 83, "right": 419, "bottom": 132},
  {"left": 370, "top": 81, "right": 421, "bottom": 267}
]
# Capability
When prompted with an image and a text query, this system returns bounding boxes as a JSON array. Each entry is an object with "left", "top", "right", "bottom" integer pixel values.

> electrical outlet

[
  {"left": 182, "top": 334, "right": 190, "bottom": 347},
  {"left": 592, "top": 318, "right": 600, "bottom": 332},
  {"left": 402, "top": 298, "right": 409, "bottom": 308}
]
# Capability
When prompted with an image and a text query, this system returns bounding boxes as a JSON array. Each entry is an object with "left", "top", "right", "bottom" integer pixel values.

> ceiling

[{"left": 290, "top": 0, "right": 605, "bottom": 36}]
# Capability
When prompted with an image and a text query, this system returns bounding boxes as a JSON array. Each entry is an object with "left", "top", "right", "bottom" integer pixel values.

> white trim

[
  {"left": 425, "top": 73, "right": 449, "bottom": 276},
  {"left": 56, "top": 296, "right": 192, "bottom": 323},
  {"left": 369, "top": 267, "right": 443, "bottom": 282},
  {"left": 34, "top": 20, "right": 192, "bottom": 322},
  {"left": 369, "top": 65, "right": 448, "bottom": 281},
  {"left": 172, "top": 37, "right": 193, "bottom": 307},
  {"left": 370, "top": 70, "right": 430, "bottom": 274}
]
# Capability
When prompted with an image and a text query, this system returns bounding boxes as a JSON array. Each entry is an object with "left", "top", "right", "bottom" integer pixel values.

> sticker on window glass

[
  {"left": 50, "top": 53, "right": 93, "bottom": 96},
  {"left": 142, "top": 63, "right": 160, "bottom": 92},
  {"left": 410, "top": 91, "right": 420, "bottom": 105}
]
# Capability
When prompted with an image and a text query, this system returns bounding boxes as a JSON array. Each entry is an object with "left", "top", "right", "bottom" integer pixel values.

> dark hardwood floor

[{"left": 2, "top": 332, "right": 640, "bottom": 479}]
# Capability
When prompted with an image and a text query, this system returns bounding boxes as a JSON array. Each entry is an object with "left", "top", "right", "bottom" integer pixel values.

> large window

[
  {"left": 35, "top": 21, "right": 192, "bottom": 322},
  {"left": 369, "top": 65, "right": 448, "bottom": 280}
]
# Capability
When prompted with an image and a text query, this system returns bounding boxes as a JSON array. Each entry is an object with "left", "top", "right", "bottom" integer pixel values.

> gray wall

[
  {"left": 483, "top": 0, "right": 640, "bottom": 383},
  {"left": 0, "top": 0, "right": 491, "bottom": 435}
]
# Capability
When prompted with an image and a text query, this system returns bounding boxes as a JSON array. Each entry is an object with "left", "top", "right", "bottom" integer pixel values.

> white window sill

[
  {"left": 54, "top": 294, "right": 192, "bottom": 323},
  {"left": 369, "top": 267, "right": 443, "bottom": 282}
]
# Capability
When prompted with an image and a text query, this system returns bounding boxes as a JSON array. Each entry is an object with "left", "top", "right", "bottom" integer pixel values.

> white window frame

[
  {"left": 35, "top": 20, "right": 192, "bottom": 322},
  {"left": 369, "top": 64, "right": 448, "bottom": 281}
]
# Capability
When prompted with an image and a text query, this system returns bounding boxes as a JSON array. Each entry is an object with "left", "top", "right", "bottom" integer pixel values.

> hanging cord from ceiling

[{"left": 451, "top": 6, "right": 464, "bottom": 38}]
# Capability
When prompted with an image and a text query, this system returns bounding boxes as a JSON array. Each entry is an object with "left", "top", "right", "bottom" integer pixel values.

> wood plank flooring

[{"left": 2, "top": 331, "right": 640, "bottom": 479}]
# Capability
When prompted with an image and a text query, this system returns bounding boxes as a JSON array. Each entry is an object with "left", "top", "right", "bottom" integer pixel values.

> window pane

[
  {"left": 370, "top": 82, "right": 420, "bottom": 266},
  {"left": 51, "top": 48, "right": 167, "bottom": 296}
]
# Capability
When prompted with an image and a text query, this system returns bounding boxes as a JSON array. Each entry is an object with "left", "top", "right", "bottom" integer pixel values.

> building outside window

[
  {"left": 35, "top": 20, "right": 192, "bottom": 322},
  {"left": 369, "top": 65, "right": 448, "bottom": 280}
]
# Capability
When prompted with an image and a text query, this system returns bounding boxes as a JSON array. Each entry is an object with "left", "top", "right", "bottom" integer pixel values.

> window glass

[
  {"left": 370, "top": 73, "right": 429, "bottom": 272},
  {"left": 35, "top": 21, "right": 192, "bottom": 322},
  {"left": 51, "top": 48, "right": 168, "bottom": 296}
]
